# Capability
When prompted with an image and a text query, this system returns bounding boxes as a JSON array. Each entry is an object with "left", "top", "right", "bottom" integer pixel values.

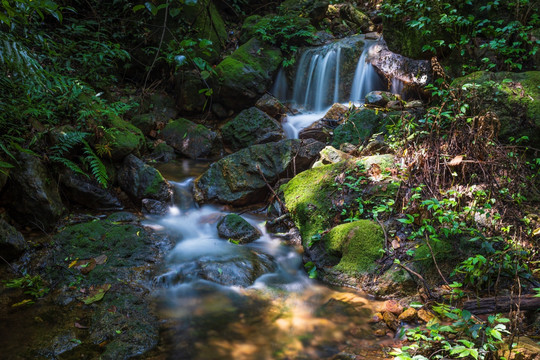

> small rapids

[{"left": 147, "top": 162, "right": 388, "bottom": 360}]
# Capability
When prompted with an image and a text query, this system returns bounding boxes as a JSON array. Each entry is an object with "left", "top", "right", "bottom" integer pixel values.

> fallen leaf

[
  {"left": 68, "top": 259, "right": 79, "bottom": 268},
  {"left": 448, "top": 155, "right": 463, "bottom": 167},
  {"left": 75, "top": 259, "right": 97, "bottom": 275},
  {"left": 74, "top": 322, "right": 88, "bottom": 329},
  {"left": 94, "top": 254, "right": 108, "bottom": 265},
  {"left": 80, "top": 284, "right": 111, "bottom": 305},
  {"left": 533, "top": 228, "right": 540, "bottom": 237},
  {"left": 12, "top": 299, "right": 34, "bottom": 307},
  {"left": 391, "top": 239, "right": 401, "bottom": 249}
]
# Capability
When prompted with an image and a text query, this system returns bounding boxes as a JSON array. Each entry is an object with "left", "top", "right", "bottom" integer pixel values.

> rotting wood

[{"left": 463, "top": 295, "right": 540, "bottom": 315}]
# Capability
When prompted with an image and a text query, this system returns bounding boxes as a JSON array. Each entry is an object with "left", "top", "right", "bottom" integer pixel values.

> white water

[{"left": 278, "top": 36, "right": 384, "bottom": 138}]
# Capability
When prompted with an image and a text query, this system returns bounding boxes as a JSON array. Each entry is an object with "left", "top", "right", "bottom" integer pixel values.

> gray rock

[
  {"left": 59, "top": 170, "right": 123, "bottom": 211},
  {"left": 0, "top": 218, "right": 27, "bottom": 260},
  {"left": 161, "top": 118, "right": 217, "bottom": 159},
  {"left": 3, "top": 152, "right": 65, "bottom": 230},
  {"left": 221, "top": 107, "right": 285, "bottom": 152},
  {"left": 194, "top": 139, "right": 325, "bottom": 206},
  {"left": 255, "top": 93, "right": 287, "bottom": 119},
  {"left": 217, "top": 214, "right": 261, "bottom": 244},
  {"left": 118, "top": 154, "right": 173, "bottom": 205}
]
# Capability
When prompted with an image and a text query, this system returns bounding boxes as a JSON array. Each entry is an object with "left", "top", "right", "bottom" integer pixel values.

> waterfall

[
  {"left": 391, "top": 77, "right": 404, "bottom": 95},
  {"left": 277, "top": 35, "right": 385, "bottom": 138}
]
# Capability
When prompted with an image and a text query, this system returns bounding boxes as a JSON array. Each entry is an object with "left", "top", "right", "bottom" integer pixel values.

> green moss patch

[{"left": 323, "top": 220, "right": 384, "bottom": 274}]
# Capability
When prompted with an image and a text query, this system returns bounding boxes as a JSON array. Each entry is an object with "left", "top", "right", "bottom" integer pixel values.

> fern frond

[
  {"left": 50, "top": 131, "right": 89, "bottom": 156},
  {"left": 49, "top": 155, "right": 88, "bottom": 179},
  {"left": 82, "top": 141, "right": 108, "bottom": 188}
]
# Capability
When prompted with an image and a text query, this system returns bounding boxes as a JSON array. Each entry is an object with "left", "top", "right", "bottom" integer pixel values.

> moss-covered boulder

[
  {"left": 332, "top": 108, "right": 386, "bottom": 147},
  {"left": 339, "top": 3, "right": 372, "bottom": 33},
  {"left": 194, "top": 139, "right": 325, "bottom": 206},
  {"left": 2, "top": 152, "right": 65, "bottom": 230},
  {"left": 282, "top": 154, "right": 396, "bottom": 244},
  {"left": 451, "top": 71, "right": 540, "bottom": 145},
  {"left": 117, "top": 154, "right": 173, "bottom": 205},
  {"left": 217, "top": 214, "right": 261, "bottom": 244},
  {"left": 221, "top": 107, "right": 285, "bottom": 152},
  {"left": 215, "top": 38, "right": 282, "bottom": 110},
  {"left": 323, "top": 220, "right": 383, "bottom": 274},
  {"left": 279, "top": 0, "right": 329, "bottom": 25},
  {"left": 104, "top": 115, "right": 145, "bottom": 161},
  {"left": 161, "top": 118, "right": 217, "bottom": 159}
]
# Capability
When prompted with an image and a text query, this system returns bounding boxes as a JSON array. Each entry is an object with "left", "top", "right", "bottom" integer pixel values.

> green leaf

[{"left": 80, "top": 284, "right": 111, "bottom": 305}]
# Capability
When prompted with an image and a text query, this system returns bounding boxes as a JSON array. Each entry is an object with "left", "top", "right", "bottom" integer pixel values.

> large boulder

[
  {"left": 103, "top": 116, "right": 145, "bottom": 161},
  {"left": 3, "top": 152, "right": 65, "bottom": 230},
  {"left": 451, "top": 71, "right": 540, "bottom": 145},
  {"left": 117, "top": 154, "right": 173, "bottom": 205},
  {"left": 221, "top": 107, "right": 285, "bottom": 152},
  {"left": 175, "top": 70, "right": 208, "bottom": 114},
  {"left": 339, "top": 3, "right": 373, "bottom": 33},
  {"left": 0, "top": 217, "right": 27, "bottom": 261},
  {"left": 279, "top": 0, "right": 329, "bottom": 26},
  {"left": 161, "top": 118, "right": 217, "bottom": 159},
  {"left": 214, "top": 38, "right": 282, "bottom": 110},
  {"left": 194, "top": 139, "right": 325, "bottom": 206},
  {"left": 59, "top": 170, "right": 123, "bottom": 211},
  {"left": 217, "top": 214, "right": 261, "bottom": 244},
  {"left": 255, "top": 93, "right": 287, "bottom": 120},
  {"left": 332, "top": 108, "right": 387, "bottom": 147}
]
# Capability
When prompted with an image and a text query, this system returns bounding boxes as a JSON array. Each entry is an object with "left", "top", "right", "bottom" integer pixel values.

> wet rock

[
  {"left": 339, "top": 3, "right": 372, "bottom": 33},
  {"left": 368, "top": 39, "right": 432, "bottom": 91},
  {"left": 161, "top": 118, "right": 217, "bottom": 159},
  {"left": 382, "top": 311, "right": 398, "bottom": 331},
  {"left": 142, "top": 198, "right": 169, "bottom": 215},
  {"left": 398, "top": 307, "right": 417, "bottom": 322},
  {"left": 215, "top": 38, "right": 282, "bottom": 110},
  {"left": 332, "top": 108, "right": 387, "bottom": 147},
  {"left": 365, "top": 91, "right": 401, "bottom": 107},
  {"left": 104, "top": 115, "right": 145, "bottom": 161},
  {"left": 59, "top": 170, "right": 123, "bottom": 211},
  {"left": 417, "top": 308, "right": 437, "bottom": 323},
  {"left": 217, "top": 214, "right": 261, "bottom": 244},
  {"left": 163, "top": 250, "right": 276, "bottom": 287},
  {"left": 221, "top": 107, "right": 285, "bottom": 152},
  {"left": 0, "top": 217, "right": 27, "bottom": 261},
  {"left": 194, "top": 139, "right": 325, "bottom": 206},
  {"left": 107, "top": 211, "right": 139, "bottom": 223},
  {"left": 298, "top": 119, "right": 335, "bottom": 143},
  {"left": 150, "top": 142, "right": 176, "bottom": 162},
  {"left": 324, "top": 103, "right": 349, "bottom": 121},
  {"left": 255, "top": 93, "right": 287, "bottom": 120},
  {"left": 118, "top": 154, "right": 173, "bottom": 205},
  {"left": 3, "top": 152, "right": 65, "bottom": 230}
]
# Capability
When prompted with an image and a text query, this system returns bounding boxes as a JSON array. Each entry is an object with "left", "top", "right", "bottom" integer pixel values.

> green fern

[{"left": 50, "top": 131, "right": 109, "bottom": 188}]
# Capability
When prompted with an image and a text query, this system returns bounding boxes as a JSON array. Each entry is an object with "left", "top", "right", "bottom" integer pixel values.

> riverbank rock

[
  {"left": 2, "top": 152, "right": 65, "bottom": 231},
  {"left": 160, "top": 118, "right": 217, "bottom": 159},
  {"left": 104, "top": 115, "right": 145, "bottom": 161},
  {"left": 59, "top": 170, "right": 123, "bottom": 211},
  {"left": 221, "top": 107, "right": 285, "bottom": 152},
  {"left": 451, "top": 71, "right": 540, "bottom": 145},
  {"left": 214, "top": 37, "right": 282, "bottom": 110},
  {"left": 255, "top": 93, "right": 287, "bottom": 120},
  {"left": 217, "top": 214, "right": 261, "bottom": 244},
  {"left": 0, "top": 217, "right": 27, "bottom": 260},
  {"left": 365, "top": 91, "right": 401, "bottom": 107},
  {"left": 117, "top": 154, "right": 173, "bottom": 206},
  {"left": 194, "top": 139, "right": 325, "bottom": 206},
  {"left": 332, "top": 108, "right": 386, "bottom": 147}
]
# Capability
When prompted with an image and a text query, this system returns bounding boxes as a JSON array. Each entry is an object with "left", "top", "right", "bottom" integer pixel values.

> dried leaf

[
  {"left": 75, "top": 259, "right": 97, "bottom": 275},
  {"left": 448, "top": 155, "right": 463, "bottom": 167},
  {"left": 74, "top": 322, "right": 88, "bottom": 329},
  {"left": 391, "top": 239, "right": 401, "bottom": 249},
  {"left": 94, "top": 254, "right": 108, "bottom": 265},
  {"left": 369, "top": 163, "right": 382, "bottom": 180},
  {"left": 80, "top": 284, "right": 111, "bottom": 305}
]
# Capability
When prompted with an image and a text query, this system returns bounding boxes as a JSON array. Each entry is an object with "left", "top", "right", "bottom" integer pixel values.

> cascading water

[
  {"left": 148, "top": 162, "right": 385, "bottom": 360},
  {"left": 278, "top": 35, "right": 385, "bottom": 138}
]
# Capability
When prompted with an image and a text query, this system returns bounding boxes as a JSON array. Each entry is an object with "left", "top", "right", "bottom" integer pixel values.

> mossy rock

[
  {"left": 240, "top": 15, "right": 262, "bottom": 44},
  {"left": 279, "top": 0, "right": 329, "bottom": 25},
  {"left": 451, "top": 71, "right": 540, "bottom": 145},
  {"left": 221, "top": 107, "right": 285, "bottom": 152},
  {"left": 53, "top": 219, "right": 153, "bottom": 284},
  {"left": 332, "top": 108, "right": 386, "bottom": 147},
  {"left": 215, "top": 37, "right": 282, "bottom": 110},
  {"left": 105, "top": 115, "right": 145, "bottom": 161},
  {"left": 323, "top": 220, "right": 384, "bottom": 274},
  {"left": 217, "top": 213, "right": 261, "bottom": 244},
  {"left": 161, "top": 118, "right": 217, "bottom": 159}
]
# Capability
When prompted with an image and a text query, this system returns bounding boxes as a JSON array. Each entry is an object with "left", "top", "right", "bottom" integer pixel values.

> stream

[{"left": 147, "top": 162, "right": 390, "bottom": 360}]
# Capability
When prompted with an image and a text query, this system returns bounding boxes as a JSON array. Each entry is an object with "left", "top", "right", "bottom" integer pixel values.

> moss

[
  {"left": 143, "top": 169, "right": 166, "bottom": 197},
  {"left": 332, "top": 109, "right": 386, "bottom": 147},
  {"left": 221, "top": 107, "right": 282, "bottom": 151},
  {"left": 106, "top": 115, "right": 145, "bottom": 160},
  {"left": 282, "top": 162, "right": 347, "bottom": 243},
  {"left": 323, "top": 220, "right": 384, "bottom": 274}
]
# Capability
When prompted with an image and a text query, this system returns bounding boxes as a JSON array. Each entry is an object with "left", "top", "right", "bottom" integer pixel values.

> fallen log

[{"left": 463, "top": 295, "right": 540, "bottom": 315}]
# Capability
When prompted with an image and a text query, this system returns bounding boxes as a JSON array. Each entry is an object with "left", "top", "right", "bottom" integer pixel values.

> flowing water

[
  {"left": 275, "top": 35, "right": 386, "bottom": 138},
  {"left": 147, "top": 162, "right": 390, "bottom": 360}
]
